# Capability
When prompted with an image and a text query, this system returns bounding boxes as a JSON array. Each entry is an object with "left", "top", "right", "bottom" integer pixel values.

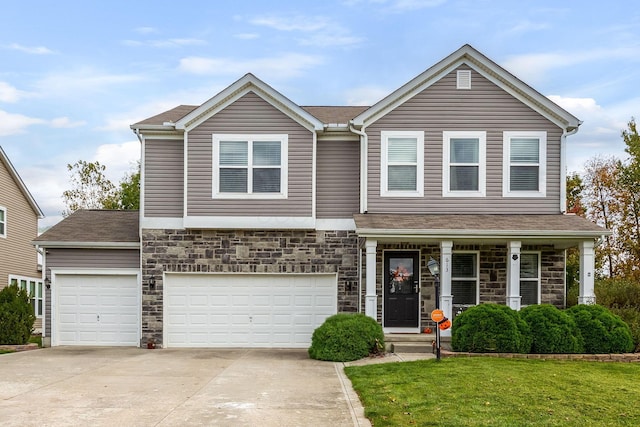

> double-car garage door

[{"left": 164, "top": 274, "right": 337, "bottom": 348}]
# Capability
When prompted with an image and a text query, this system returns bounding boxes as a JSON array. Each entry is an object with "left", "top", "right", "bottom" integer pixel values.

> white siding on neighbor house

[
  {"left": 366, "top": 66, "right": 563, "bottom": 215},
  {"left": 144, "top": 138, "right": 184, "bottom": 217},
  {"left": 316, "top": 139, "right": 360, "bottom": 219},
  {"left": 186, "top": 92, "right": 314, "bottom": 218}
]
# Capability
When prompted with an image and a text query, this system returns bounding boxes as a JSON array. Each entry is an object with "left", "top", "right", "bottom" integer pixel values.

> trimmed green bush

[
  {"left": 0, "top": 285, "right": 36, "bottom": 345},
  {"left": 596, "top": 278, "right": 640, "bottom": 352},
  {"left": 566, "top": 304, "right": 634, "bottom": 354},
  {"left": 308, "top": 313, "right": 384, "bottom": 362},
  {"left": 520, "top": 304, "right": 584, "bottom": 354},
  {"left": 451, "top": 304, "right": 532, "bottom": 353}
]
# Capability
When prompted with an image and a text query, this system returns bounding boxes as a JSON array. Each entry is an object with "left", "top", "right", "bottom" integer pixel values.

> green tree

[{"left": 62, "top": 160, "right": 140, "bottom": 216}]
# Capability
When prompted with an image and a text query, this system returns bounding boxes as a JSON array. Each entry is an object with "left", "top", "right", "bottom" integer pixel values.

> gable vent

[{"left": 457, "top": 70, "right": 471, "bottom": 89}]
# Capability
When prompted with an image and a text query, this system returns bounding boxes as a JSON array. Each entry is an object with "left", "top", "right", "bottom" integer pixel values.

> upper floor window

[
  {"left": 0, "top": 206, "right": 5, "bottom": 237},
  {"left": 520, "top": 252, "right": 541, "bottom": 306},
  {"left": 212, "top": 134, "right": 288, "bottom": 199},
  {"left": 10, "top": 275, "right": 43, "bottom": 318},
  {"left": 503, "top": 131, "right": 546, "bottom": 197},
  {"left": 380, "top": 131, "right": 424, "bottom": 197},
  {"left": 443, "top": 131, "right": 486, "bottom": 197},
  {"left": 452, "top": 251, "right": 479, "bottom": 311}
]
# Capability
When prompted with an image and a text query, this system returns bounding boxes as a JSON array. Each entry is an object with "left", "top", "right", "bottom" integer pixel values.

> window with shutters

[
  {"left": 443, "top": 131, "right": 486, "bottom": 197},
  {"left": 212, "top": 134, "right": 288, "bottom": 199},
  {"left": 503, "top": 131, "right": 546, "bottom": 197},
  {"left": 452, "top": 252, "right": 479, "bottom": 309},
  {"left": 520, "top": 252, "right": 540, "bottom": 306},
  {"left": 380, "top": 131, "right": 424, "bottom": 197}
]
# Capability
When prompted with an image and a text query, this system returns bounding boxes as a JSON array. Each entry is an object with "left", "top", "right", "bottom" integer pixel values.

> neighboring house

[
  {"left": 0, "top": 146, "right": 45, "bottom": 331},
  {"left": 35, "top": 45, "right": 607, "bottom": 348}
]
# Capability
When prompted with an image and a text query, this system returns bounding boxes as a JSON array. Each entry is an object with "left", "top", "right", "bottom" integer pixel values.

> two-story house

[
  {"left": 0, "top": 146, "right": 45, "bottom": 332},
  {"left": 35, "top": 45, "right": 606, "bottom": 348}
]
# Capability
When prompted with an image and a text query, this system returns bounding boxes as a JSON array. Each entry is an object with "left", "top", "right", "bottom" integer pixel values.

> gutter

[
  {"left": 31, "top": 241, "right": 140, "bottom": 249},
  {"left": 560, "top": 122, "right": 582, "bottom": 213},
  {"left": 349, "top": 124, "right": 368, "bottom": 213}
]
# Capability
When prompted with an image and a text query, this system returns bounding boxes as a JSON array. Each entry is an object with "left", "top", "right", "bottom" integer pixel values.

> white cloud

[
  {"left": 123, "top": 38, "right": 206, "bottom": 48},
  {"left": 94, "top": 141, "right": 140, "bottom": 182},
  {"left": 134, "top": 26, "right": 157, "bottom": 34},
  {"left": 506, "top": 20, "right": 550, "bottom": 34},
  {"left": 6, "top": 43, "right": 54, "bottom": 55},
  {"left": 34, "top": 68, "right": 144, "bottom": 97},
  {"left": 0, "top": 110, "right": 45, "bottom": 135},
  {"left": 248, "top": 14, "right": 362, "bottom": 47},
  {"left": 234, "top": 33, "right": 260, "bottom": 40},
  {"left": 178, "top": 53, "right": 324, "bottom": 79},
  {"left": 0, "top": 81, "right": 26, "bottom": 102},
  {"left": 345, "top": 85, "right": 391, "bottom": 105},
  {"left": 342, "top": 0, "right": 446, "bottom": 12},
  {"left": 50, "top": 117, "right": 86, "bottom": 128}
]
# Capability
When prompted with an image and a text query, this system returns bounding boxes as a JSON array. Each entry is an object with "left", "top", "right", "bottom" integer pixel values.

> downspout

[
  {"left": 349, "top": 124, "right": 368, "bottom": 213},
  {"left": 560, "top": 125, "right": 580, "bottom": 213}
]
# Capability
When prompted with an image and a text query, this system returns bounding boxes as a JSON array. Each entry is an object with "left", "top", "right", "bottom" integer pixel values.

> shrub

[
  {"left": 0, "top": 285, "right": 35, "bottom": 345},
  {"left": 451, "top": 304, "right": 531, "bottom": 353},
  {"left": 596, "top": 278, "right": 640, "bottom": 351},
  {"left": 308, "top": 313, "right": 384, "bottom": 362},
  {"left": 566, "top": 304, "right": 634, "bottom": 354},
  {"left": 520, "top": 304, "right": 584, "bottom": 354}
]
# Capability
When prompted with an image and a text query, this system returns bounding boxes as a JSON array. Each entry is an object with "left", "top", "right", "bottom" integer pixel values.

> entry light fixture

[
  {"left": 427, "top": 257, "right": 440, "bottom": 278},
  {"left": 427, "top": 257, "right": 442, "bottom": 361},
  {"left": 149, "top": 275, "right": 156, "bottom": 289},
  {"left": 44, "top": 277, "right": 51, "bottom": 290}
]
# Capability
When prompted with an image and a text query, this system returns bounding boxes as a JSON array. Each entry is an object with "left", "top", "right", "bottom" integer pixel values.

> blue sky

[{"left": 1, "top": 0, "right": 639, "bottom": 228}]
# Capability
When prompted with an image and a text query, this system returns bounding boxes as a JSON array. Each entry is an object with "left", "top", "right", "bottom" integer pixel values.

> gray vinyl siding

[
  {"left": 367, "top": 66, "right": 563, "bottom": 214},
  {"left": 187, "top": 91, "right": 313, "bottom": 217},
  {"left": 144, "top": 138, "right": 184, "bottom": 217},
  {"left": 316, "top": 139, "right": 360, "bottom": 218},
  {"left": 43, "top": 248, "right": 140, "bottom": 336}
]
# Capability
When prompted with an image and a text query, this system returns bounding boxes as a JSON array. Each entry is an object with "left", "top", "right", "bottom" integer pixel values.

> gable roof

[
  {"left": 351, "top": 44, "right": 581, "bottom": 132},
  {"left": 301, "top": 106, "right": 370, "bottom": 125},
  {"left": 33, "top": 209, "right": 139, "bottom": 248},
  {"left": 0, "top": 146, "right": 44, "bottom": 218},
  {"left": 173, "top": 73, "right": 324, "bottom": 132}
]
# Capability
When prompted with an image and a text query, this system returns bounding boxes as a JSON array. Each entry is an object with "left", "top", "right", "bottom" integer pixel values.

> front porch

[{"left": 354, "top": 214, "right": 607, "bottom": 336}]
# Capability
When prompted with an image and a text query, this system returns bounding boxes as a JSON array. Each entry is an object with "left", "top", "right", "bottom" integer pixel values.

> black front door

[{"left": 384, "top": 251, "right": 420, "bottom": 328}]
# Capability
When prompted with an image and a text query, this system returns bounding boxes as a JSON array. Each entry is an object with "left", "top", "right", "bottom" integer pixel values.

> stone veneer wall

[
  {"left": 364, "top": 243, "right": 566, "bottom": 330},
  {"left": 141, "top": 228, "right": 359, "bottom": 347}
]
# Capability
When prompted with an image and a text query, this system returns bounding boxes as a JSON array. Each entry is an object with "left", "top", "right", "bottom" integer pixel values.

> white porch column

[
  {"left": 365, "top": 239, "right": 378, "bottom": 319},
  {"left": 578, "top": 240, "right": 596, "bottom": 304},
  {"left": 440, "top": 241, "right": 453, "bottom": 337},
  {"left": 507, "top": 241, "right": 522, "bottom": 310}
]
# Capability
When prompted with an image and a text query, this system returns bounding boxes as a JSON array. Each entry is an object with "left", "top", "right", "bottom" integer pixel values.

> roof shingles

[{"left": 35, "top": 210, "right": 139, "bottom": 244}]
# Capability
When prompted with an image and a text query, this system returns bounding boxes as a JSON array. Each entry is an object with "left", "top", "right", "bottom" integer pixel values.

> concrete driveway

[{"left": 0, "top": 347, "right": 370, "bottom": 427}]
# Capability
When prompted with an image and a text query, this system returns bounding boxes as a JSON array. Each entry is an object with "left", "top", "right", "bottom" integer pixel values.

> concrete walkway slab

[{"left": 0, "top": 347, "right": 370, "bottom": 427}]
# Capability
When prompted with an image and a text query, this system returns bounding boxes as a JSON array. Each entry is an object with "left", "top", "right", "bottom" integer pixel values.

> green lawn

[{"left": 345, "top": 357, "right": 640, "bottom": 426}]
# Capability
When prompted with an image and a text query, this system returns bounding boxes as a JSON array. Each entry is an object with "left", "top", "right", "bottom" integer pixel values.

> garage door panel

[
  {"left": 55, "top": 274, "right": 139, "bottom": 346},
  {"left": 165, "top": 274, "right": 336, "bottom": 348}
]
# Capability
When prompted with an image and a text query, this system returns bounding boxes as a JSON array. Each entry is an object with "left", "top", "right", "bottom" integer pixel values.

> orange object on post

[
  {"left": 431, "top": 309, "right": 445, "bottom": 323},
  {"left": 438, "top": 318, "right": 451, "bottom": 330}
]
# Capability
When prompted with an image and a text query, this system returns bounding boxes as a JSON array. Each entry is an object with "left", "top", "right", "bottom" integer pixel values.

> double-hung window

[
  {"left": 213, "top": 134, "right": 288, "bottom": 198},
  {"left": 503, "top": 131, "right": 546, "bottom": 197},
  {"left": 520, "top": 252, "right": 540, "bottom": 306},
  {"left": 0, "top": 206, "right": 5, "bottom": 237},
  {"left": 380, "top": 131, "right": 424, "bottom": 197},
  {"left": 443, "top": 131, "right": 486, "bottom": 197},
  {"left": 10, "top": 275, "right": 43, "bottom": 318},
  {"left": 452, "top": 252, "right": 479, "bottom": 312}
]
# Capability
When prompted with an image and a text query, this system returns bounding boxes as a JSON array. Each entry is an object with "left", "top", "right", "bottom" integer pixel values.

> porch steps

[{"left": 385, "top": 333, "right": 436, "bottom": 354}]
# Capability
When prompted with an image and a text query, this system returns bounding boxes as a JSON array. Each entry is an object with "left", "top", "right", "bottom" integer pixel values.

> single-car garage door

[
  {"left": 164, "top": 273, "right": 337, "bottom": 348},
  {"left": 54, "top": 273, "right": 139, "bottom": 346}
]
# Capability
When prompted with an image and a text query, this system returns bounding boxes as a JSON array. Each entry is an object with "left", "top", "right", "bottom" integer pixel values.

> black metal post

[{"left": 435, "top": 274, "right": 441, "bottom": 361}]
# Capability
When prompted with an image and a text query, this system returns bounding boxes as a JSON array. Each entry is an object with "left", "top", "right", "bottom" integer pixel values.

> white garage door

[
  {"left": 164, "top": 274, "right": 337, "bottom": 348},
  {"left": 55, "top": 274, "right": 139, "bottom": 346}
]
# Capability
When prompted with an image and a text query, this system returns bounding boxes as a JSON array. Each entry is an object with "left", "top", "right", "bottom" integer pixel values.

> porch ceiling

[{"left": 354, "top": 214, "right": 608, "bottom": 248}]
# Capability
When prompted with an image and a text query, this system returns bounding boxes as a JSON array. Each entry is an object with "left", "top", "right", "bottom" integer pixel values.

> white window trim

[
  {"left": 520, "top": 251, "right": 541, "bottom": 306},
  {"left": 442, "top": 131, "right": 486, "bottom": 197},
  {"left": 503, "top": 131, "right": 547, "bottom": 198},
  {"left": 212, "top": 134, "right": 288, "bottom": 199},
  {"left": 380, "top": 130, "right": 424, "bottom": 197},
  {"left": 0, "top": 205, "right": 6, "bottom": 238},
  {"left": 451, "top": 250, "right": 480, "bottom": 308},
  {"left": 9, "top": 274, "right": 44, "bottom": 318}
]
